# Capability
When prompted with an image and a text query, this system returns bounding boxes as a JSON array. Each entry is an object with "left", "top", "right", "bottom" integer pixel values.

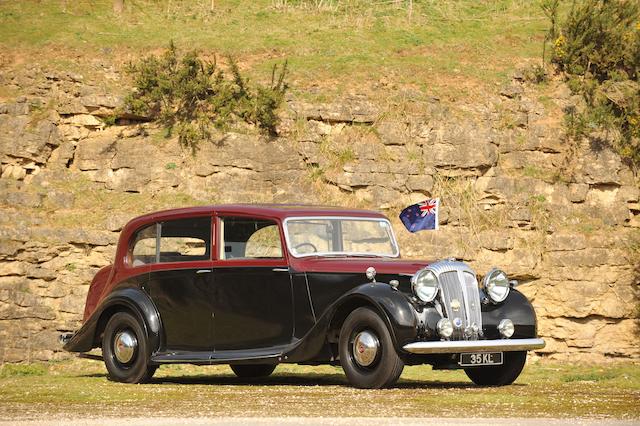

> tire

[
  {"left": 230, "top": 364, "right": 277, "bottom": 378},
  {"left": 339, "top": 307, "right": 404, "bottom": 389},
  {"left": 464, "top": 351, "right": 527, "bottom": 386},
  {"left": 102, "top": 311, "right": 156, "bottom": 384}
]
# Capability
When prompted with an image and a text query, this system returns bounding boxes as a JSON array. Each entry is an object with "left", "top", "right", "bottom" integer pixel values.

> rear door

[{"left": 145, "top": 216, "right": 215, "bottom": 352}]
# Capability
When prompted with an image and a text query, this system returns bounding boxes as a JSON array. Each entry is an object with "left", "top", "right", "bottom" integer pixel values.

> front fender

[
  {"left": 481, "top": 289, "right": 538, "bottom": 339},
  {"left": 339, "top": 282, "right": 419, "bottom": 348},
  {"left": 63, "top": 287, "right": 162, "bottom": 353},
  {"left": 285, "top": 282, "right": 418, "bottom": 362}
]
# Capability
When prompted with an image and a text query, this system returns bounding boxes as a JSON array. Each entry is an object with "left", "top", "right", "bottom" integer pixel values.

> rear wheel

[
  {"left": 464, "top": 351, "right": 527, "bottom": 386},
  {"left": 339, "top": 307, "right": 404, "bottom": 389},
  {"left": 230, "top": 364, "right": 276, "bottom": 378},
  {"left": 102, "top": 311, "right": 156, "bottom": 383}
]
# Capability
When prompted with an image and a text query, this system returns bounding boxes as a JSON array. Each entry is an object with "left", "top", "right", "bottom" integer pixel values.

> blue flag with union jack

[{"left": 399, "top": 199, "right": 439, "bottom": 232}]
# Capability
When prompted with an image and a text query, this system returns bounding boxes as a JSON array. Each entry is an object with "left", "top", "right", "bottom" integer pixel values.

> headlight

[
  {"left": 483, "top": 268, "right": 510, "bottom": 303},
  {"left": 411, "top": 269, "right": 439, "bottom": 303}
]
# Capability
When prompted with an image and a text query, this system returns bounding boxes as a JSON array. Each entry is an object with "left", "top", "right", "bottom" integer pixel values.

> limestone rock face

[{"left": 0, "top": 65, "right": 638, "bottom": 363}]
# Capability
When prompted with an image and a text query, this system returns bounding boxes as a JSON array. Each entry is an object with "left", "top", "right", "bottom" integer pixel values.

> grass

[
  {"left": 0, "top": 360, "right": 638, "bottom": 420},
  {"left": 0, "top": 0, "right": 549, "bottom": 101}
]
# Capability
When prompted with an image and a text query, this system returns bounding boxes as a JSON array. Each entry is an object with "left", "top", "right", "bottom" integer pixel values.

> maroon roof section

[{"left": 125, "top": 203, "right": 389, "bottom": 228}]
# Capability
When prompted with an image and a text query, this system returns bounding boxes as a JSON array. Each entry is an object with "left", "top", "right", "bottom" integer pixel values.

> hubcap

[
  {"left": 113, "top": 330, "right": 137, "bottom": 364},
  {"left": 352, "top": 330, "right": 380, "bottom": 367}
]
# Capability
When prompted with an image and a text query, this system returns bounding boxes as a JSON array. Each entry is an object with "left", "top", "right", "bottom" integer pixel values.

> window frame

[
  {"left": 128, "top": 223, "right": 159, "bottom": 268},
  {"left": 283, "top": 216, "right": 400, "bottom": 259},
  {"left": 126, "top": 215, "right": 215, "bottom": 268},
  {"left": 215, "top": 214, "right": 288, "bottom": 264}
]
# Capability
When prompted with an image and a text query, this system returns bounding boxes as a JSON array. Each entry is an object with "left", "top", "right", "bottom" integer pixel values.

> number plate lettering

[{"left": 459, "top": 352, "right": 503, "bottom": 366}]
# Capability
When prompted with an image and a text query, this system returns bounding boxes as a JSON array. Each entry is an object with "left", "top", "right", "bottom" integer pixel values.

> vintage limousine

[{"left": 62, "top": 204, "right": 544, "bottom": 388}]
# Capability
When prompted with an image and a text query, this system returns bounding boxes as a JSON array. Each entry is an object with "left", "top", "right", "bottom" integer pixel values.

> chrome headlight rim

[
  {"left": 411, "top": 268, "right": 439, "bottom": 304},
  {"left": 482, "top": 267, "right": 510, "bottom": 303}
]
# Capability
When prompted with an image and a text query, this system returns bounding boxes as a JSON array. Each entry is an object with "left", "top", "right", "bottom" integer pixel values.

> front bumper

[{"left": 403, "top": 338, "right": 545, "bottom": 354}]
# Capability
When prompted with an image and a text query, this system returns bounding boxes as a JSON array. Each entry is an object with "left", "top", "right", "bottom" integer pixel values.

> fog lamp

[
  {"left": 498, "top": 319, "right": 514, "bottom": 338},
  {"left": 437, "top": 318, "right": 453, "bottom": 338}
]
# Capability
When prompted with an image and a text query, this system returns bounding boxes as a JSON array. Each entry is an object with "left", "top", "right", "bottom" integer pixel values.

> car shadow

[
  {"left": 150, "top": 374, "right": 515, "bottom": 389},
  {"left": 77, "top": 370, "right": 526, "bottom": 388},
  {"left": 77, "top": 369, "right": 525, "bottom": 388}
]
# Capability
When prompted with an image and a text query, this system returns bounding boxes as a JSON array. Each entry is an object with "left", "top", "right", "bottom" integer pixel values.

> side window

[
  {"left": 130, "top": 224, "right": 157, "bottom": 266},
  {"left": 159, "top": 217, "right": 211, "bottom": 263},
  {"left": 220, "top": 217, "right": 283, "bottom": 259}
]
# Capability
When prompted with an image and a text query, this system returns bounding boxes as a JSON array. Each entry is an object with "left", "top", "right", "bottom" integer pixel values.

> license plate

[{"left": 459, "top": 352, "right": 503, "bottom": 366}]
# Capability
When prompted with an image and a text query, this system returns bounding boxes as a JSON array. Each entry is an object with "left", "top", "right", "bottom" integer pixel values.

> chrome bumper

[{"left": 403, "top": 338, "right": 546, "bottom": 354}]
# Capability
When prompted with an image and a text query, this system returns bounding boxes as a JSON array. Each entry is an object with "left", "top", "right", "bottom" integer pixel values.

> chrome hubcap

[
  {"left": 113, "top": 330, "right": 137, "bottom": 364},
  {"left": 352, "top": 330, "right": 380, "bottom": 367}
]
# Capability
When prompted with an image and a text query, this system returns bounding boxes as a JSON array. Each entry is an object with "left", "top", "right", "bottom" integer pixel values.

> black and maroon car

[{"left": 62, "top": 204, "right": 544, "bottom": 388}]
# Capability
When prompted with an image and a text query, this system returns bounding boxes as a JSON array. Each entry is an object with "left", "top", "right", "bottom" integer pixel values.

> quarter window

[
  {"left": 220, "top": 217, "right": 283, "bottom": 259},
  {"left": 130, "top": 224, "right": 157, "bottom": 266}
]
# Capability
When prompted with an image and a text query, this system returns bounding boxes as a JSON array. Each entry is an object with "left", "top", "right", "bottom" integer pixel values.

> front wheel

[
  {"left": 102, "top": 311, "right": 156, "bottom": 383},
  {"left": 230, "top": 364, "right": 276, "bottom": 378},
  {"left": 464, "top": 351, "right": 527, "bottom": 386},
  {"left": 339, "top": 307, "right": 404, "bottom": 389}
]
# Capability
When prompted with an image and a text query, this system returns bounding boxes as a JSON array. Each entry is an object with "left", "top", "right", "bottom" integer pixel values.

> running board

[{"left": 151, "top": 348, "right": 285, "bottom": 365}]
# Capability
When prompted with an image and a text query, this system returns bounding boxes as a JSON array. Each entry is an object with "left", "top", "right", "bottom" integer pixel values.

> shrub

[
  {"left": 124, "top": 42, "right": 287, "bottom": 150},
  {"left": 551, "top": 0, "right": 640, "bottom": 165}
]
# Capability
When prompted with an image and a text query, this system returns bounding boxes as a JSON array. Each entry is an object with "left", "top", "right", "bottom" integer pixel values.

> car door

[
  {"left": 145, "top": 216, "right": 215, "bottom": 352},
  {"left": 211, "top": 215, "right": 293, "bottom": 352}
]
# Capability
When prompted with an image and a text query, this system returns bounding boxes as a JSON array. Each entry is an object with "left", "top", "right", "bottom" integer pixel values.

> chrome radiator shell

[{"left": 427, "top": 260, "right": 483, "bottom": 340}]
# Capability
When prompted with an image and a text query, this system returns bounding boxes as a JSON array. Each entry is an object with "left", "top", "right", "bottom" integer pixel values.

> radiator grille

[{"left": 438, "top": 267, "right": 483, "bottom": 340}]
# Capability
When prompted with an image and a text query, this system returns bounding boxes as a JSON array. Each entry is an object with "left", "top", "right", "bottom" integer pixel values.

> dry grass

[
  {"left": 0, "top": 0, "right": 549, "bottom": 102},
  {"left": 0, "top": 359, "right": 638, "bottom": 420}
]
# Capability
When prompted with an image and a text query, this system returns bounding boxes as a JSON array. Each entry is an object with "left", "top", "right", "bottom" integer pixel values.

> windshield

[{"left": 285, "top": 217, "right": 400, "bottom": 258}]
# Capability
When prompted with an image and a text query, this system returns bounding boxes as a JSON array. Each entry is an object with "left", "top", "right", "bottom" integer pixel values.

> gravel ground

[{"left": 0, "top": 418, "right": 639, "bottom": 426}]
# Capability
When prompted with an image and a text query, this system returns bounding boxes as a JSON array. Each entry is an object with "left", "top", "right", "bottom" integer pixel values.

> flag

[{"left": 399, "top": 199, "right": 439, "bottom": 232}]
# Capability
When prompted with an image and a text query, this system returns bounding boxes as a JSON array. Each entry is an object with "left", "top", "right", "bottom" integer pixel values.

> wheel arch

[
  {"left": 328, "top": 283, "right": 419, "bottom": 351},
  {"left": 64, "top": 287, "right": 162, "bottom": 354},
  {"left": 327, "top": 295, "right": 384, "bottom": 343}
]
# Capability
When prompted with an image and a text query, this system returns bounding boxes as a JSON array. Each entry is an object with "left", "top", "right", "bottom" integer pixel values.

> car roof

[{"left": 128, "top": 204, "right": 389, "bottom": 226}]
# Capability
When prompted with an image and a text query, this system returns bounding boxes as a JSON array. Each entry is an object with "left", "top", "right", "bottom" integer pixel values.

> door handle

[
  {"left": 196, "top": 269, "right": 212, "bottom": 274},
  {"left": 272, "top": 268, "right": 289, "bottom": 272}
]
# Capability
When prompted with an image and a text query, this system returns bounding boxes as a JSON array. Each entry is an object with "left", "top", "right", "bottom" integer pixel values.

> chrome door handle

[
  {"left": 196, "top": 269, "right": 212, "bottom": 274},
  {"left": 272, "top": 268, "right": 289, "bottom": 272}
]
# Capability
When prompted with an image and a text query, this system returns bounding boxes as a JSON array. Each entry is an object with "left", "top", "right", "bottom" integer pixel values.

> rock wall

[{"left": 0, "top": 64, "right": 638, "bottom": 363}]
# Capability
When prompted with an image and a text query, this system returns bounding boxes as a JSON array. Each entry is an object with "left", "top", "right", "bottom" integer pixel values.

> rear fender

[{"left": 63, "top": 287, "right": 162, "bottom": 353}]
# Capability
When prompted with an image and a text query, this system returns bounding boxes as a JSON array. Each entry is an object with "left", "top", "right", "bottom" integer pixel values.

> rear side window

[
  {"left": 131, "top": 224, "right": 157, "bottom": 266},
  {"left": 159, "top": 217, "right": 211, "bottom": 263},
  {"left": 220, "top": 217, "right": 283, "bottom": 259},
  {"left": 129, "top": 217, "right": 212, "bottom": 266}
]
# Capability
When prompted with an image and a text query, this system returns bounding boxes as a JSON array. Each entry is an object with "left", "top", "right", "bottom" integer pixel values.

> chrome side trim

[{"left": 402, "top": 338, "right": 546, "bottom": 354}]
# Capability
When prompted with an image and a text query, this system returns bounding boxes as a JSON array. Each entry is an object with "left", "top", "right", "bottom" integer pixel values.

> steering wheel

[{"left": 294, "top": 242, "right": 318, "bottom": 253}]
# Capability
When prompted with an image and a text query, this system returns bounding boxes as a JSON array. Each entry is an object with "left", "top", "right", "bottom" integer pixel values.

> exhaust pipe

[{"left": 59, "top": 333, "right": 74, "bottom": 345}]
